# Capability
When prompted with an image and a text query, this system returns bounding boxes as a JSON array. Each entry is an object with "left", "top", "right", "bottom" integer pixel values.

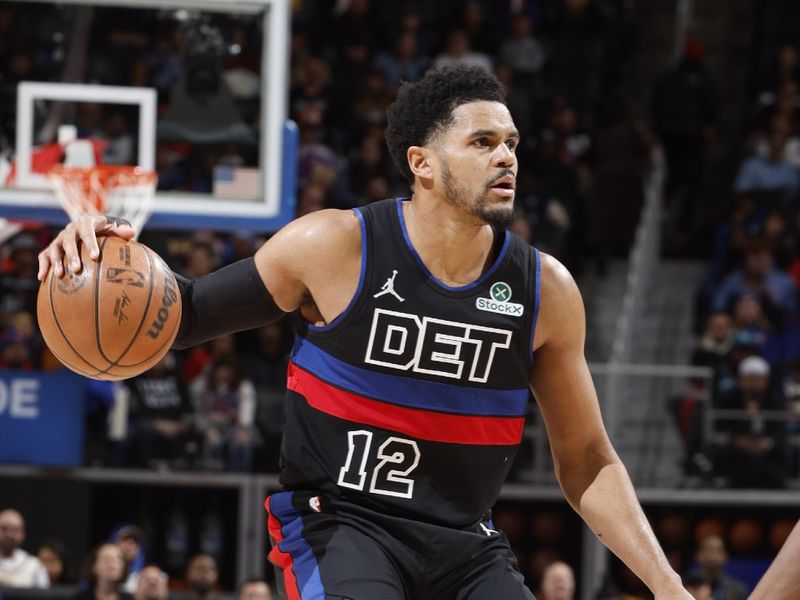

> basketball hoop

[{"left": 47, "top": 165, "right": 157, "bottom": 237}]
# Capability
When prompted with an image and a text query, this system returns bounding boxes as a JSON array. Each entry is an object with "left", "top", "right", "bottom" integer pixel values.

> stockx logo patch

[{"left": 476, "top": 282, "right": 524, "bottom": 317}]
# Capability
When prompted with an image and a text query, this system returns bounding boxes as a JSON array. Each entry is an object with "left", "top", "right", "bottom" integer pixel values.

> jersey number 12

[{"left": 337, "top": 430, "right": 420, "bottom": 499}]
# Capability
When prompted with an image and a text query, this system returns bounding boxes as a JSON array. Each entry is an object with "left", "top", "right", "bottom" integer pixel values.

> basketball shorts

[{"left": 265, "top": 491, "right": 535, "bottom": 600}]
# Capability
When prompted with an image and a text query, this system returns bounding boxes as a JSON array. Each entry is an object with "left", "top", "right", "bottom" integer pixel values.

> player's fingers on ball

[
  {"left": 80, "top": 217, "right": 104, "bottom": 259},
  {"left": 61, "top": 227, "right": 82, "bottom": 274},
  {"left": 37, "top": 249, "right": 51, "bottom": 281},
  {"left": 47, "top": 237, "right": 66, "bottom": 278}
]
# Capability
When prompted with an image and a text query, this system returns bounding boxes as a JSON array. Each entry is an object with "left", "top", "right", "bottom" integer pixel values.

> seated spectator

[
  {"left": 237, "top": 579, "right": 272, "bottom": 600},
  {"left": 499, "top": 14, "right": 546, "bottom": 94},
  {"left": 432, "top": 29, "right": 492, "bottom": 72},
  {"left": 686, "top": 535, "right": 747, "bottom": 600},
  {"left": 712, "top": 240, "right": 797, "bottom": 320},
  {"left": 126, "top": 353, "right": 196, "bottom": 469},
  {"left": 692, "top": 311, "right": 733, "bottom": 376},
  {"left": 750, "top": 113, "right": 800, "bottom": 168},
  {"left": 538, "top": 561, "right": 575, "bottom": 600},
  {"left": 74, "top": 543, "right": 129, "bottom": 600},
  {"left": 0, "top": 326, "right": 37, "bottom": 370},
  {"left": 181, "top": 334, "right": 237, "bottom": 384},
  {"left": 729, "top": 292, "right": 783, "bottom": 366},
  {"left": 36, "top": 538, "right": 75, "bottom": 585},
  {"left": 0, "top": 232, "right": 40, "bottom": 317},
  {"left": 715, "top": 355, "right": 787, "bottom": 488},
  {"left": 174, "top": 554, "right": 218, "bottom": 600},
  {"left": 0, "top": 509, "right": 49, "bottom": 588},
  {"left": 683, "top": 572, "right": 712, "bottom": 600},
  {"left": 191, "top": 355, "right": 258, "bottom": 471},
  {"left": 109, "top": 525, "right": 145, "bottom": 593},
  {"left": 133, "top": 565, "right": 167, "bottom": 600},
  {"left": 373, "top": 30, "right": 428, "bottom": 90},
  {"left": 734, "top": 129, "right": 800, "bottom": 201}
]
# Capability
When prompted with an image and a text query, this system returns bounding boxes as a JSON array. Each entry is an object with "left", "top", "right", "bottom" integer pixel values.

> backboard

[{"left": 0, "top": 0, "right": 295, "bottom": 232}]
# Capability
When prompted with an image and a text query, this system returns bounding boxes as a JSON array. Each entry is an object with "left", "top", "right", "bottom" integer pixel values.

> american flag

[{"left": 213, "top": 166, "right": 260, "bottom": 199}]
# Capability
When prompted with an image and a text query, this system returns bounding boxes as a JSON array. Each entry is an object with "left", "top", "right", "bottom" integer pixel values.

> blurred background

[{"left": 1, "top": 0, "right": 799, "bottom": 599}]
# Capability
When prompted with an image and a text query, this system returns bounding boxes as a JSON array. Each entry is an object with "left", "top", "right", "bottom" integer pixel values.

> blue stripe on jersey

[
  {"left": 308, "top": 208, "right": 367, "bottom": 332},
  {"left": 530, "top": 247, "right": 541, "bottom": 365},
  {"left": 269, "top": 492, "right": 325, "bottom": 598},
  {"left": 395, "top": 198, "right": 511, "bottom": 292},
  {"left": 292, "top": 336, "right": 528, "bottom": 417}
]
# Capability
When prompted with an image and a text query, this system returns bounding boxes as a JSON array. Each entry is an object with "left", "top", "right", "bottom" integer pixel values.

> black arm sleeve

[{"left": 172, "top": 256, "right": 288, "bottom": 350}]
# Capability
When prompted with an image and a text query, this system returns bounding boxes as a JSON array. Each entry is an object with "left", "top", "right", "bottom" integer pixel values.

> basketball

[{"left": 37, "top": 236, "right": 182, "bottom": 380}]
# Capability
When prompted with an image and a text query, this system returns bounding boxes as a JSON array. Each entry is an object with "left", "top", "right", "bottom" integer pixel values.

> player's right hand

[{"left": 37, "top": 215, "right": 135, "bottom": 280}]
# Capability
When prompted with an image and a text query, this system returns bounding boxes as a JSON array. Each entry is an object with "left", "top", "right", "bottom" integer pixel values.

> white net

[{"left": 47, "top": 165, "right": 156, "bottom": 237}]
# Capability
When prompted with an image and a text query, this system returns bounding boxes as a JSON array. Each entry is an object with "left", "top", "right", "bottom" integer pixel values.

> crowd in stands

[
  {"left": 0, "top": 508, "right": 274, "bottom": 600},
  {"left": 673, "top": 41, "right": 800, "bottom": 490},
  {"left": 3, "top": 0, "right": 797, "bottom": 599}
]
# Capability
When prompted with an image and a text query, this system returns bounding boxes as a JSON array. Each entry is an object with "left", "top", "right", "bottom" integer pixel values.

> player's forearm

[
  {"left": 749, "top": 520, "right": 800, "bottom": 600},
  {"left": 572, "top": 461, "right": 682, "bottom": 594}
]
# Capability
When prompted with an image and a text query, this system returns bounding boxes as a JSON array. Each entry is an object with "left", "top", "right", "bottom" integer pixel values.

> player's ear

[{"left": 407, "top": 146, "right": 433, "bottom": 181}]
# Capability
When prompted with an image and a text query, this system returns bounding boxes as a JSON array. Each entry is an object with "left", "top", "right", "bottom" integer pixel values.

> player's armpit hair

[{"left": 172, "top": 256, "right": 287, "bottom": 350}]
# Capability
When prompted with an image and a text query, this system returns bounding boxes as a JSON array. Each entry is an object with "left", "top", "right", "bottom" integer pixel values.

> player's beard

[{"left": 441, "top": 162, "right": 515, "bottom": 229}]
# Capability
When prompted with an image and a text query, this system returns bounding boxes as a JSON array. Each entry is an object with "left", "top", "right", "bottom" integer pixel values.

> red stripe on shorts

[{"left": 264, "top": 496, "right": 301, "bottom": 600}]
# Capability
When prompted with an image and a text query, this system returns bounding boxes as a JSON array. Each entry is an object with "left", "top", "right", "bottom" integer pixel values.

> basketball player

[
  {"left": 748, "top": 520, "right": 800, "bottom": 599},
  {"left": 39, "top": 66, "right": 690, "bottom": 599}
]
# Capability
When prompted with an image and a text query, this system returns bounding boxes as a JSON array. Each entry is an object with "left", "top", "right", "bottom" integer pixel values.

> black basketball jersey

[{"left": 279, "top": 198, "right": 540, "bottom": 527}]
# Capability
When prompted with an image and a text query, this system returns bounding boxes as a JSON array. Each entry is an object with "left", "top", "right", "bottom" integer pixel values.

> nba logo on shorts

[{"left": 309, "top": 496, "right": 322, "bottom": 513}]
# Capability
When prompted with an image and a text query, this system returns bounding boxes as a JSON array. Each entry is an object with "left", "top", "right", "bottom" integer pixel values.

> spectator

[
  {"left": 133, "top": 565, "right": 168, "bottom": 600},
  {"left": 373, "top": 30, "right": 428, "bottom": 90},
  {"left": 499, "top": 14, "right": 546, "bottom": 93},
  {"left": 651, "top": 39, "right": 717, "bottom": 235},
  {"left": 432, "top": 29, "right": 492, "bottom": 72},
  {"left": 539, "top": 561, "right": 575, "bottom": 600},
  {"left": 588, "top": 92, "right": 652, "bottom": 269},
  {"left": 191, "top": 355, "right": 258, "bottom": 471},
  {"left": 0, "top": 326, "right": 37, "bottom": 370},
  {"left": 0, "top": 232, "right": 40, "bottom": 317},
  {"left": 687, "top": 535, "right": 747, "bottom": 600},
  {"left": 36, "top": 539, "right": 75, "bottom": 585},
  {"left": 729, "top": 292, "right": 783, "bottom": 366},
  {"left": 184, "top": 241, "right": 216, "bottom": 279},
  {"left": 74, "top": 543, "right": 129, "bottom": 600},
  {"left": 181, "top": 326, "right": 236, "bottom": 376},
  {"left": 751, "top": 113, "right": 800, "bottom": 168},
  {"left": 692, "top": 311, "right": 734, "bottom": 375},
  {"left": 460, "top": 1, "right": 499, "bottom": 57},
  {"left": 0, "top": 509, "right": 49, "bottom": 588},
  {"left": 734, "top": 129, "right": 800, "bottom": 201},
  {"left": 237, "top": 579, "right": 272, "bottom": 600},
  {"left": 716, "top": 355, "right": 787, "bottom": 488},
  {"left": 712, "top": 241, "right": 797, "bottom": 319},
  {"left": 126, "top": 353, "right": 195, "bottom": 468},
  {"left": 683, "top": 572, "right": 712, "bottom": 600},
  {"left": 182, "top": 554, "right": 218, "bottom": 600},
  {"left": 110, "top": 525, "right": 145, "bottom": 593}
]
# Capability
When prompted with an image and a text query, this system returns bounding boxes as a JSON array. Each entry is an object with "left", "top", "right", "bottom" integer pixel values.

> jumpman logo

[{"left": 373, "top": 269, "right": 405, "bottom": 302}]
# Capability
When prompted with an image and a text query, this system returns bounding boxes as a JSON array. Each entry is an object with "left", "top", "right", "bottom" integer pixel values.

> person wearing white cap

[{"left": 717, "top": 354, "right": 786, "bottom": 488}]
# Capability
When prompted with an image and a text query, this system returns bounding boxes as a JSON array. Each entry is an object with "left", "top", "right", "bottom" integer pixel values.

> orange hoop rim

[{"left": 47, "top": 164, "right": 157, "bottom": 186}]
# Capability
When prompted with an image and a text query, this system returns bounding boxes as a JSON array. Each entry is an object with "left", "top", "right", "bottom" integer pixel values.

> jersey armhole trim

[
  {"left": 307, "top": 208, "right": 368, "bottom": 332},
  {"left": 529, "top": 248, "right": 542, "bottom": 366}
]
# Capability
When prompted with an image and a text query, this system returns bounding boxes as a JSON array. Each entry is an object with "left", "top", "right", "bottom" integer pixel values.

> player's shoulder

[
  {"left": 534, "top": 251, "right": 584, "bottom": 347},
  {"left": 538, "top": 251, "right": 578, "bottom": 299},
  {"left": 274, "top": 208, "right": 361, "bottom": 251}
]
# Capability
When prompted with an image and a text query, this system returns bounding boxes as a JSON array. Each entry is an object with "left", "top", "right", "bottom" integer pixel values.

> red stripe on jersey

[
  {"left": 288, "top": 362, "right": 524, "bottom": 445},
  {"left": 264, "top": 497, "right": 301, "bottom": 600}
]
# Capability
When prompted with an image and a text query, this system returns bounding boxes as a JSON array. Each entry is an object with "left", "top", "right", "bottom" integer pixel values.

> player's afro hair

[{"left": 385, "top": 65, "right": 506, "bottom": 184}]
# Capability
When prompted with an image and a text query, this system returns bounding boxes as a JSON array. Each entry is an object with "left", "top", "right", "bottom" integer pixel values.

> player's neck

[{"left": 402, "top": 197, "right": 497, "bottom": 287}]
